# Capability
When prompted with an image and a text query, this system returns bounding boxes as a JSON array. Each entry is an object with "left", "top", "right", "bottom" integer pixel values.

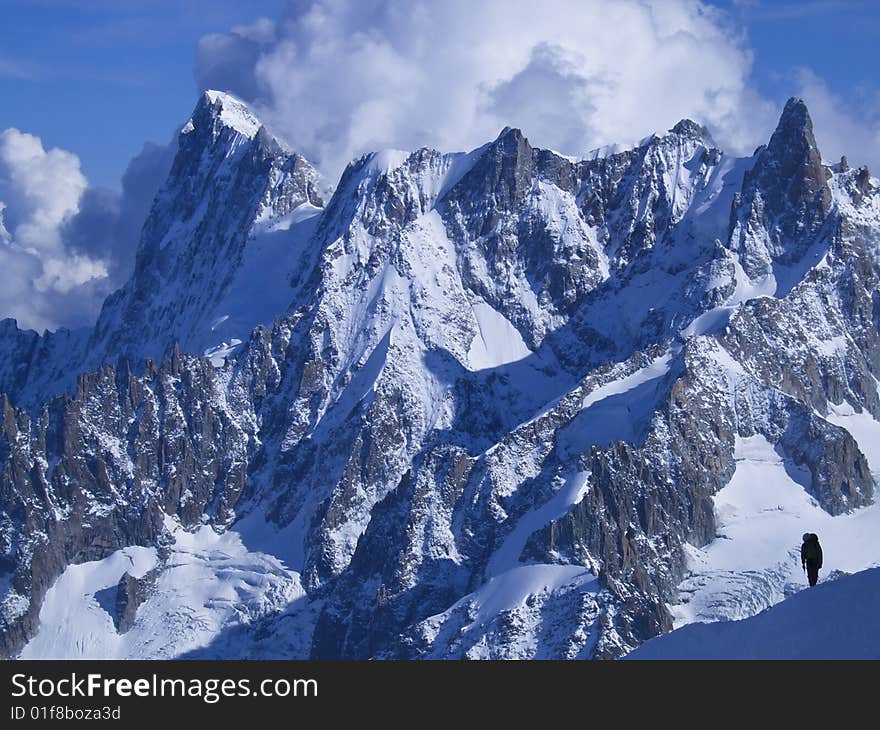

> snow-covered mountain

[
  {"left": 1, "top": 92, "right": 878, "bottom": 659},
  {"left": 0, "top": 91, "right": 325, "bottom": 405},
  {"left": 628, "top": 566, "right": 880, "bottom": 659}
]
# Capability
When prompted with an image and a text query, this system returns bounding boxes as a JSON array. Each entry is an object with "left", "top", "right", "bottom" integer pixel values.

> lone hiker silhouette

[{"left": 801, "top": 532, "right": 823, "bottom": 587}]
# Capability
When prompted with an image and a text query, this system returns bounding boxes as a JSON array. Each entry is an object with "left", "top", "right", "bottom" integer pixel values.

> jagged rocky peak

[
  {"left": 323, "top": 126, "right": 543, "bottom": 243},
  {"left": 441, "top": 126, "right": 536, "bottom": 227},
  {"left": 315, "top": 146, "right": 449, "bottom": 244},
  {"left": 727, "top": 97, "right": 834, "bottom": 279},
  {"left": 469, "top": 126, "right": 534, "bottom": 193},
  {"left": 86, "top": 89, "right": 325, "bottom": 366},
  {"left": 670, "top": 118, "right": 704, "bottom": 139},
  {"left": 496, "top": 125, "right": 529, "bottom": 145},
  {"left": 763, "top": 97, "right": 830, "bottom": 200},
  {"left": 855, "top": 164, "right": 873, "bottom": 192},
  {"left": 185, "top": 89, "right": 263, "bottom": 140},
  {"left": 188, "top": 90, "right": 326, "bottom": 207},
  {"left": 163, "top": 90, "right": 323, "bottom": 224},
  {"left": 669, "top": 118, "right": 717, "bottom": 148}
]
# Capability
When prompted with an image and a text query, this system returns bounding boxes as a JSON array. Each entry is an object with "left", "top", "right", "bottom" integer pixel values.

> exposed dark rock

[
  {"left": 728, "top": 97, "right": 833, "bottom": 279},
  {"left": 114, "top": 569, "right": 158, "bottom": 633}
]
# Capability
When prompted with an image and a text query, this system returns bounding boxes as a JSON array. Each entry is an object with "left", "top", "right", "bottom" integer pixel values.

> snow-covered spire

[
  {"left": 443, "top": 125, "right": 534, "bottom": 226},
  {"left": 184, "top": 89, "right": 263, "bottom": 140},
  {"left": 726, "top": 96, "right": 832, "bottom": 281},
  {"left": 86, "top": 89, "right": 323, "bottom": 366},
  {"left": 669, "top": 118, "right": 716, "bottom": 148}
]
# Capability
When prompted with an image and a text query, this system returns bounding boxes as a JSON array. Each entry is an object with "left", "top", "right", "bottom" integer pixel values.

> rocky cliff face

[
  {"left": 728, "top": 98, "right": 833, "bottom": 282},
  {"left": 1, "top": 95, "right": 878, "bottom": 659},
  {"left": 88, "top": 91, "right": 325, "bottom": 367},
  {"left": 0, "top": 90, "right": 324, "bottom": 408}
]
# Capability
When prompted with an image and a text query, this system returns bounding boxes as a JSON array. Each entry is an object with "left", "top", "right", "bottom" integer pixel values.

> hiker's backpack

[{"left": 803, "top": 534, "right": 821, "bottom": 561}]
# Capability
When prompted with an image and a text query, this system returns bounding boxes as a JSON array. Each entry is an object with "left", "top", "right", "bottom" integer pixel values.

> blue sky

[
  {"left": 0, "top": 0, "right": 282, "bottom": 189},
  {"left": 718, "top": 0, "right": 878, "bottom": 104},
  {"left": 0, "top": 0, "right": 876, "bottom": 189}
]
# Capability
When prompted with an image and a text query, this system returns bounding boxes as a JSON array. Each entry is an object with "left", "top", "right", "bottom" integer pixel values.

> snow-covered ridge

[
  {"left": 197, "top": 89, "right": 262, "bottom": 139},
  {"left": 363, "top": 148, "right": 412, "bottom": 176},
  {"left": 629, "top": 567, "right": 880, "bottom": 659},
  {"left": 20, "top": 518, "right": 306, "bottom": 659},
  {"left": 670, "top": 433, "right": 880, "bottom": 629}
]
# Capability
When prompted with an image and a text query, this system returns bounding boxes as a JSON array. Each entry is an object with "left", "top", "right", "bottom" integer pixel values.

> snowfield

[
  {"left": 20, "top": 518, "right": 306, "bottom": 659},
  {"left": 670, "top": 431, "right": 880, "bottom": 628},
  {"left": 630, "top": 566, "right": 880, "bottom": 659}
]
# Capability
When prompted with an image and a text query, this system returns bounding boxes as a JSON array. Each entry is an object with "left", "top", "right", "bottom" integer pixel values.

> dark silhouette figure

[{"left": 801, "top": 532, "right": 823, "bottom": 587}]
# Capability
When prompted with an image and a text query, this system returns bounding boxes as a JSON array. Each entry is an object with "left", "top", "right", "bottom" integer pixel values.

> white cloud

[
  {"left": 796, "top": 68, "right": 880, "bottom": 172},
  {"left": 35, "top": 255, "right": 108, "bottom": 295},
  {"left": 0, "top": 128, "right": 87, "bottom": 253},
  {"left": 196, "top": 18, "right": 278, "bottom": 103},
  {"left": 0, "top": 128, "right": 109, "bottom": 332},
  {"left": 195, "top": 0, "right": 779, "bottom": 180},
  {"left": 61, "top": 139, "right": 177, "bottom": 284},
  {"left": 0, "top": 122, "right": 176, "bottom": 333}
]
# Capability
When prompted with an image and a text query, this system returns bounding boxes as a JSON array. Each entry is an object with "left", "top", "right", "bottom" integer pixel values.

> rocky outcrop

[
  {"left": 114, "top": 568, "right": 158, "bottom": 633},
  {"left": 0, "top": 347, "right": 263, "bottom": 656},
  {"left": 728, "top": 98, "right": 833, "bottom": 280}
]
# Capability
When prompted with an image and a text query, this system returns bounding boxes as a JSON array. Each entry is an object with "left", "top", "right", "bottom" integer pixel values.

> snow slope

[
  {"left": 411, "top": 565, "right": 600, "bottom": 660},
  {"left": 467, "top": 302, "right": 532, "bottom": 370},
  {"left": 20, "top": 518, "right": 306, "bottom": 659},
  {"left": 671, "top": 434, "right": 880, "bottom": 626},
  {"left": 199, "top": 202, "right": 323, "bottom": 361},
  {"left": 629, "top": 566, "right": 880, "bottom": 659},
  {"left": 19, "top": 546, "right": 158, "bottom": 659}
]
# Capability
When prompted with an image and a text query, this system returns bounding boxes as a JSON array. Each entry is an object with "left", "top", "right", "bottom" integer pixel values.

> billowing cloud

[
  {"left": 0, "top": 128, "right": 87, "bottom": 253},
  {"left": 62, "top": 139, "right": 177, "bottom": 284},
  {"left": 196, "top": 18, "right": 278, "bottom": 103},
  {"left": 0, "top": 128, "right": 174, "bottom": 332},
  {"left": 796, "top": 69, "right": 880, "bottom": 172},
  {"left": 0, "top": 128, "right": 104, "bottom": 332},
  {"left": 194, "top": 0, "right": 779, "bottom": 180}
]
